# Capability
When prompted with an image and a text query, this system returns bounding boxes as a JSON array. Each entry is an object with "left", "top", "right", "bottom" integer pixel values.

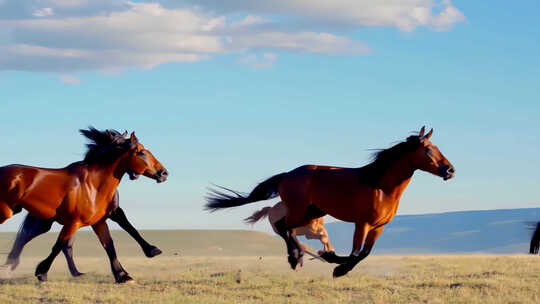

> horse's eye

[
  {"left": 425, "top": 147, "right": 432, "bottom": 157},
  {"left": 137, "top": 150, "right": 146, "bottom": 156}
]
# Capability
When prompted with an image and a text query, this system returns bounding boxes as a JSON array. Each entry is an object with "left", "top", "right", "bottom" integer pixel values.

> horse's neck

[
  {"left": 89, "top": 157, "right": 126, "bottom": 192},
  {"left": 377, "top": 157, "right": 415, "bottom": 201}
]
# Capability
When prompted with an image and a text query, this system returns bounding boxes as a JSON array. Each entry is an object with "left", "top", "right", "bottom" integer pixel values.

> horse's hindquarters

[{"left": 0, "top": 201, "right": 13, "bottom": 224}]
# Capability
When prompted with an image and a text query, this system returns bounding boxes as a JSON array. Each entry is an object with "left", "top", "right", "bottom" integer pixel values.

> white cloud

[
  {"left": 59, "top": 74, "right": 81, "bottom": 84},
  {"left": 0, "top": 0, "right": 465, "bottom": 72},
  {"left": 229, "top": 32, "right": 370, "bottom": 55},
  {"left": 430, "top": 0, "right": 467, "bottom": 31},
  {"left": 32, "top": 8, "right": 54, "bottom": 17},
  {"left": 237, "top": 52, "right": 277, "bottom": 69},
  {"left": 163, "top": 0, "right": 466, "bottom": 32},
  {"left": 49, "top": 0, "right": 88, "bottom": 8}
]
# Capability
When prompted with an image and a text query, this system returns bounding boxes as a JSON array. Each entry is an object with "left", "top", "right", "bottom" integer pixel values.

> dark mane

[
  {"left": 359, "top": 134, "right": 422, "bottom": 185},
  {"left": 80, "top": 127, "right": 131, "bottom": 165}
]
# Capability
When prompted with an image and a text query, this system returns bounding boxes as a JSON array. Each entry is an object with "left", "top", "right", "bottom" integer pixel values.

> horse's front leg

[
  {"left": 320, "top": 222, "right": 370, "bottom": 265},
  {"left": 35, "top": 222, "right": 80, "bottom": 281},
  {"left": 92, "top": 220, "right": 133, "bottom": 283},
  {"left": 333, "top": 225, "right": 383, "bottom": 278},
  {"left": 109, "top": 207, "right": 162, "bottom": 258},
  {"left": 62, "top": 237, "right": 84, "bottom": 277}
]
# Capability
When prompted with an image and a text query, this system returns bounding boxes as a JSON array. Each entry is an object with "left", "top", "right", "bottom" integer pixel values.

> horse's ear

[
  {"left": 122, "top": 130, "right": 128, "bottom": 138},
  {"left": 129, "top": 132, "right": 138, "bottom": 149},
  {"left": 419, "top": 126, "right": 426, "bottom": 137},
  {"left": 424, "top": 128, "right": 433, "bottom": 140},
  {"left": 420, "top": 128, "right": 433, "bottom": 143},
  {"left": 105, "top": 130, "right": 112, "bottom": 139}
]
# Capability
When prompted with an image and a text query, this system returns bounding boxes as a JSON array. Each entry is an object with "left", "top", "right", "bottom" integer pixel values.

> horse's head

[
  {"left": 122, "top": 132, "right": 168, "bottom": 183},
  {"left": 410, "top": 126, "right": 455, "bottom": 181}
]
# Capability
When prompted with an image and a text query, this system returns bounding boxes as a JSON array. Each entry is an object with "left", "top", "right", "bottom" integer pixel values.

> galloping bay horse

[
  {"left": 2, "top": 189, "right": 162, "bottom": 278},
  {"left": 206, "top": 127, "right": 454, "bottom": 277},
  {"left": 0, "top": 127, "right": 168, "bottom": 283},
  {"left": 245, "top": 201, "right": 335, "bottom": 253}
]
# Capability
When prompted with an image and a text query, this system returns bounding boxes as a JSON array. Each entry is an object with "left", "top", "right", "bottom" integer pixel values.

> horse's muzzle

[
  {"left": 439, "top": 165, "right": 455, "bottom": 180},
  {"left": 154, "top": 169, "right": 168, "bottom": 183}
]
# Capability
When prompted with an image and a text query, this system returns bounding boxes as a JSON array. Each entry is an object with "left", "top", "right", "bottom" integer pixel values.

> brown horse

[
  {"left": 2, "top": 190, "right": 162, "bottom": 278},
  {"left": 0, "top": 127, "right": 168, "bottom": 282},
  {"left": 245, "top": 201, "right": 335, "bottom": 253},
  {"left": 206, "top": 127, "right": 454, "bottom": 277}
]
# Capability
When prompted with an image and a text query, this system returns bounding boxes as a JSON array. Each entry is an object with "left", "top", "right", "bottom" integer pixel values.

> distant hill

[
  {"left": 0, "top": 230, "right": 286, "bottom": 259},
  {"left": 304, "top": 208, "right": 540, "bottom": 254}
]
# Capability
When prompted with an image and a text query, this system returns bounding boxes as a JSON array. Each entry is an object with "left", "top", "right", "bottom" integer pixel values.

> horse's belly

[
  {"left": 17, "top": 199, "right": 58, "bottom": 219},
  {"left": 311, "top": 196, "right": 372, "bottom": 223}
]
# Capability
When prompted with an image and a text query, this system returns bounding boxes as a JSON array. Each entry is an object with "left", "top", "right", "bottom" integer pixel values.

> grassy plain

[{"left": 0, "top": 230, "right": 540, "bottom": 303}]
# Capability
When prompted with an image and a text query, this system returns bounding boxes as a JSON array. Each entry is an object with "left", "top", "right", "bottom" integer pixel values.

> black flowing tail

[
  {"left": 6, "top": 213, "right": 53, "bottom": 269},
  {"left": 205, "top": 173, "right": 287, "bottom": 212},
  {"left": 530, "top": 222, "right": 540, "bottom": 254}
]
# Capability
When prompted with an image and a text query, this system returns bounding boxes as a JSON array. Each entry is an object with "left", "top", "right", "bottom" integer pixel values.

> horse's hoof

[
  {"left": 333, "top": 264, "right": 350, "bottom": 278},
  {"left": 5, "top": 258, "right": 19, "bottom": 271},
  {"left": 320, "top": 251, "right": 338, "bottom": 263},
  {"left": 72, "top": 272, "right": 85, "bottom": 277},
  {"left": 297, "top": 253, "right": 304, "bottom": 269},
  {"left": 36, "top": 273, "right": 48, "bottom": 282},
  {"left": 116, "top": 274, "right": 134, "bottom": 284},
  {"left": 145, "top": 246, "right": 162, "bottom": 258},
  {"left": 287, "top": 255, "right": 299, "bottom": 270}
]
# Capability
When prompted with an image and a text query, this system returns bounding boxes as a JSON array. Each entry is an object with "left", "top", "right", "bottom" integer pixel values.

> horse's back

[
  {"left": 0, "top": 164, "right": 79, "bottom": 216},
  {"left": 0, "top": 165, "right": 41, "bottom": 194}
]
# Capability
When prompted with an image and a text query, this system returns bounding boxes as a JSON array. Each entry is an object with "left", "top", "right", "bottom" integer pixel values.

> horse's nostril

[
  {"left": 161, "top": 170, "right": 168, "bottom": 176},
  {"left": 448, "top": 167, "right": 455, "bottom": 174}
]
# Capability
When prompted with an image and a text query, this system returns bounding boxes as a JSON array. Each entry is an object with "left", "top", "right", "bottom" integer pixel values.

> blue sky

[{"left": 0, "top": 0, "right": 539, "bottom": 232}]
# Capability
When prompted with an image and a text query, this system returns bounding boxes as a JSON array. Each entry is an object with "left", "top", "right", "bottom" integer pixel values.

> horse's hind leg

[
  {"left": 62, "top": 237, "right": 84, "bottom": 277},
  {"left": 274, "top": 217, "right": 303, "bottom": 270},
  {"left": 320, "top": 230, "right": 335, "bottom": 252},
  {"left": 35, "top": 222, "right": 80, "bottom": 282},
  {"left": 274, "top": 202, "right": 325, "bottom": 270}
]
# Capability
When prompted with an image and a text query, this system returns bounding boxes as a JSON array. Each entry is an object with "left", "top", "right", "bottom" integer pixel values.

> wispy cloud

[
  {"left": 162, "top": 0, "right": 466, "bottom": 32},
  {"left": 59, "top": 74, "right": 81, "bottom": 84},
  {"left": 32, "top": 7, "right": 54, "bottom": 17},
  {"left": 237, "top": 53, "right": 277, "bottom": 69},
  {"left": 0, "top": 0, "right": 465, "bottom": 72}
]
